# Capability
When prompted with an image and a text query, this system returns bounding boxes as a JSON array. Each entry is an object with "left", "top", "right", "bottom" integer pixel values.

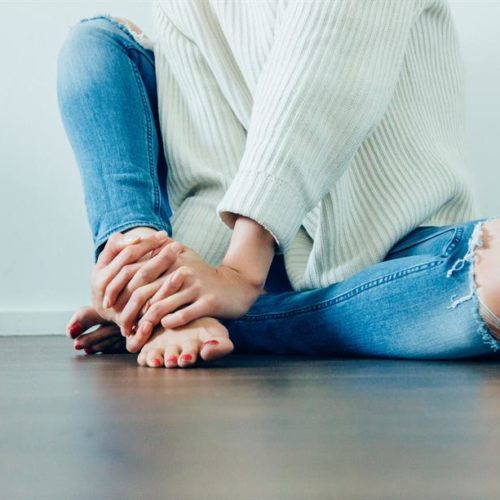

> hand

[
  {"left": 102, "top": 238, "right": 185, "bottom": 337},
  {"left": 130, "top": 245, "right": 262, "bottom": 342},
  {"left": 90, "top": 229, "right": 172, "bottom": 325}
]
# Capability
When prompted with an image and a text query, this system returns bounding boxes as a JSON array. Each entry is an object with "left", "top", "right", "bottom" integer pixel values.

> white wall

[
  {"left": 0, "top": 1, "right": 153, "bottom": 333},
  {"left": 0, "top": 1, "right": 499, "bottom": 334}
]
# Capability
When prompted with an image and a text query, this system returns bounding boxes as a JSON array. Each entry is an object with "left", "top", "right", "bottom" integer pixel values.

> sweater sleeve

[{"left": 216, "top": 0, "right": 425, "bottom": 254}]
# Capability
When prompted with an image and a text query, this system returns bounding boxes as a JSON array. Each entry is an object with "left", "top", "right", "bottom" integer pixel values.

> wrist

[
  {"left": 221, "top": 215, "right": 276, "bottom": 289},
  {"left": 122, "top": 226, "right": 160, "bottom": 238}
]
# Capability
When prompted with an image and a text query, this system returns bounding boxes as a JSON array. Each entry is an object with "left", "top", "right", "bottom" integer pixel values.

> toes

[
  {"left": 198, "top": 321, "right": 234, "bottom": 362},
  {"left": 66, "top": 305, "right": 106, "bottom": 339},
  {"left": 200, "top": 336, "right": 234, "bottom": 362},
  {"left": 163, "top": 346, "right": 181, "bottom": 368},
  {"left": 91, "top": 336, "right": 125, "bottom": 354},
  {"left": 74, "top": 324, "right": 120, "bottom": 351},
  {"left": 137, "top": 349, "right": 148, "bottom": 367},
  {"left": 146, "top": 348, "right": 165, "bottom": 368},
  {"left": 178, "top": 342, "right": 198, "bottom": 368}
]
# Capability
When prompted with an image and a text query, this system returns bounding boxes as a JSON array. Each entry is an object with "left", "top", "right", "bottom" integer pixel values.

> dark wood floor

[{"left": 1, "top": 337, "right": 500, "bottom": 500}]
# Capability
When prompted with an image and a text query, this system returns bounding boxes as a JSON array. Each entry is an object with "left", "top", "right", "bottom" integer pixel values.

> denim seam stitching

[
  {"left": 388, "top": 226, "right": 460, "bottom": 257},
  {"left": 127, "top": 58, "right": 162, "bottom": 218},
  {"left": 238, "top": 259, "right": 444, "bottom": 322},
  {"left": 440, "top": 226, "right": 463, "bottom": 258}
]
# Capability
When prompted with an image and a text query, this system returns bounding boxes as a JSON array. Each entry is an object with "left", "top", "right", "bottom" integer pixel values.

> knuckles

[
  {"left": 135, "top": 268, "right": 149, "bottom": 282},
  {"left": 177, "top": 265, "right": 193, "bottom": 277},
  {"left": 108, "top": 233, "right": 122, "bottom": 246},
  {"left": 147, "top": 302, "right": 163, "bottom": 320},
  {"left": 130, "top": 287, "right": 148, "bottom": 306},
  {"left": 204, "top": 293, "right": 217, "bottom": 308},
  {"left": 191, "top": 279, "right": 202, "bottom": 294},
  {"left": 120, "top": 247, "right": 135, "bottom": 261},
  {"left": 175, "top": 310, "right": 187, "bottom": 323}
]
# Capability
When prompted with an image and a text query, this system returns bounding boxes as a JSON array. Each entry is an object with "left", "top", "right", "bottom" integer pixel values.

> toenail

[
  {"left": 68, "top": 322, "right": 82, "bottom": 338},
  {"left": 166, "top": 356, "right": 178, "bottom": 364},
  {"left": 203, "top": 339, "right": 219, "bottom": 346},
  {"left": 181, "top": 354, "right": 193, "bottom": 362},
  {"left": 84, "top": 347, "right": 94, "bottom": 355},
  {"left": 151, "top": 358, "right": 162, "bottom": 366},
  {"left": 75, "top": 343, "right": 83, "bottom": 350}
]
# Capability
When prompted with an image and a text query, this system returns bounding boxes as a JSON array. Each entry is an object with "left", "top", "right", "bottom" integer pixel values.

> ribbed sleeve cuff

[{"left": 216, "top": 170, "right": 307, "bottom": 254}]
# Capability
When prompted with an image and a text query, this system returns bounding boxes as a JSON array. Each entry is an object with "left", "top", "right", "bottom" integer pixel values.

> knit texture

[{"left": 151, "top": 0, "right": 477, "bottom": 291}]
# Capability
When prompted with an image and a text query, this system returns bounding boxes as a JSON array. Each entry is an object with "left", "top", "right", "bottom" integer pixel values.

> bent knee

[
  {"left": 58, "top": 17, "right": 114, "bottom": 64},
  {"left": 473, "top": 218, "right": 500, "bottom": 338},
  {"left": 113, "top": 16, "right": 143, "bottom": 36}
]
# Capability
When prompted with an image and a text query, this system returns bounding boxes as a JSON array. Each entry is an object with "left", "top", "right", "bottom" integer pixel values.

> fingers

[
  {"left": 118, "top": 280, "right": 164, "bottom": 337},
  {"left": 160, "top": 297, "right": 214, "bottom": 330},
  {"left": 125, "top": 290, "right": 195, "bottom": 353},
  {"left": 95, "top": 232, "right": 170, "bottom": 300},
  {"left": 136, "top": 288, "right": 197, "bottom": 336},
  {"left": 66, "top": 305, "right": 108, "bottom": 339},
  {"left": 148, "top": 268, "right": 186, "bottom": 305},
  {"left": 96, "top": 232, "right": 142, "bottom": 267},
  {"left": 96, "top": 230, "right": 173, "bottom": 267},
  {"left": 102, "top": 262, "right": 142, "bottom": 309},
  {"left": 103, "top": 241, "right": 184, "bottom": 310},
  {"left": 127, "top": 240, "right": 184, "bottom": 292}
]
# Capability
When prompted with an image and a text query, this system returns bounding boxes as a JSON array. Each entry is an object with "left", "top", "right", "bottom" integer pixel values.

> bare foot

[
  {"left": 66, "top": 305, "right": 126, "bottom": 355},
  {"left": 136, "top": 317, "right": 234, "bottom": 368}
]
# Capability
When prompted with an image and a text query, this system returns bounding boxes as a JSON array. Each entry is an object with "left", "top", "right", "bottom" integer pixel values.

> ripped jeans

[{"left": 56, "top": 15, "right": 500, "bottom": 360}]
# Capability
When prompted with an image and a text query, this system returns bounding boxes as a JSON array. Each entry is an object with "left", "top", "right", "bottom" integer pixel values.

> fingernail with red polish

[
  {"left": 203, "top": 339, "right": 219, "bottom": 346},
  {"left": 68, "top": 322, "right": 82, "bottom": 338},
  {"left": 181, "top": 354, "right": 193, "bottom": 362}
]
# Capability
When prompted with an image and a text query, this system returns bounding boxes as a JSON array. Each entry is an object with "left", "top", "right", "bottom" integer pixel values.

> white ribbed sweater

[{"left": 150, "top": 0, "right": 477, "bottom": 291}]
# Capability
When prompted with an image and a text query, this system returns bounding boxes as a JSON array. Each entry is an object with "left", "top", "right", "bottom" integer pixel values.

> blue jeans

[{"left": 57, "top": 15, "right": 500, "bottom": 360}]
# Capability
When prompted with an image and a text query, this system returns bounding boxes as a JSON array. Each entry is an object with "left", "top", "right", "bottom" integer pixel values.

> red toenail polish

[
  {"left": 75, "top": 344, "right": 83, "bottom": 350},
  {"left": 181, "top": 354, "right": 192, "bottom": 362},
  {"left": 166, "top": 356, "right": 178, "bottom": 363},
  {"left": 69, "top": 322, "right": 82, "bottom": 338},
  {"left": 84, "top": 347, "right": 93, "bottom": 355},
  {"left": 152, "top": 358, "right": 161, "bottom": 366},
  {"left": 203, "top": 339, "right": 219, "bottom": 346}
]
